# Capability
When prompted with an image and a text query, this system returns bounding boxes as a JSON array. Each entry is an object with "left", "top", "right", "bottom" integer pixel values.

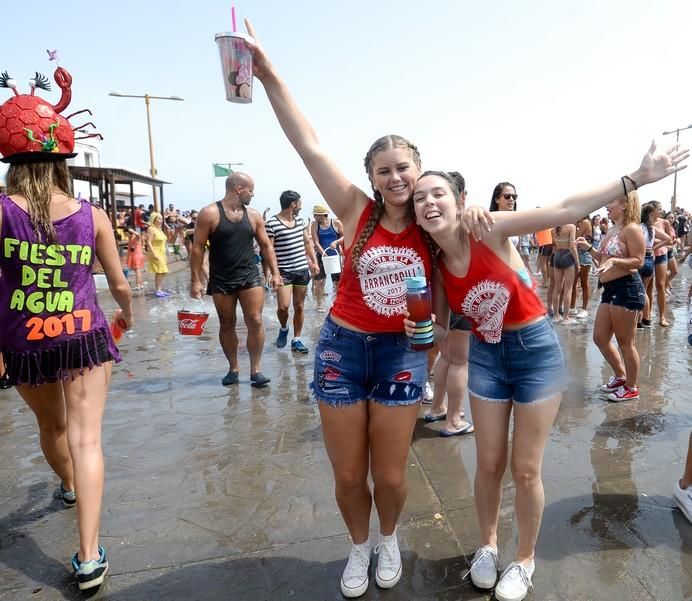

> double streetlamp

[
  {"left": 662, "top": 123, "right": 692, "bottom": 212},
  {"left": 108, "top": 91, "right": 184, "bottom": 212}
]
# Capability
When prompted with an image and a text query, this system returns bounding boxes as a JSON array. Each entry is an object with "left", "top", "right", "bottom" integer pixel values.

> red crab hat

[{"left": 0, "top": 56, "right": 102, "bottom": 164}]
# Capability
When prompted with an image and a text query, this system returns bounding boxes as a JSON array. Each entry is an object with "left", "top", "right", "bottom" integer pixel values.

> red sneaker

[
  {"left": 600, "top": 376, "right": 626, "bottom": 392},
  {"left": 606, "top": 386, "right": 640, "bottom": 402}
]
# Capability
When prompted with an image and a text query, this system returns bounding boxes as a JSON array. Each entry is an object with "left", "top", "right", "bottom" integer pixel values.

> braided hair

[
  {"left": 352, "top": 135, "right": 421, "bottom": 273},
  {"left": 6, "top": 161, "right": 73, "bottom": 242}
]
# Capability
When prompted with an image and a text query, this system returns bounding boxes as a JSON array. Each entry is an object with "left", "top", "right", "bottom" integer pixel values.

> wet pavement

[{"left": 1, "top": 264, "right": 691, "bottom": 601}]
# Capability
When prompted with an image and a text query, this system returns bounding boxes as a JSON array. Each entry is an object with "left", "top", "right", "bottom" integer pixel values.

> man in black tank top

[{"left": 190, "top": 173, "right": 282, "bottom": 388}]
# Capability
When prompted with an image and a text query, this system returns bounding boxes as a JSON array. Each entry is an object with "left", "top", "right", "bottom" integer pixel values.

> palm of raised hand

[{"left": 638, "top": 140, "right": 689, "bottom": 185}]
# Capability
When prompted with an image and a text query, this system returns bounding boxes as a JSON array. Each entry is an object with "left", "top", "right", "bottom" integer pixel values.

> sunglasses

[{"left": 501, "top": 193, "right": 518, "bottom": 201}]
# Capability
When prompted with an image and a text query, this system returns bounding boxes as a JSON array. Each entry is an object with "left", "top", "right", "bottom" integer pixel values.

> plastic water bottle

[{"left": 406, "top": 276, "right": 434, "bottom": 351}]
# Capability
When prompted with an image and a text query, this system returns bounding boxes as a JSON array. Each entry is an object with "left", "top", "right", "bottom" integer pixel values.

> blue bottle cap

[{"left": 405, "top": 276, "right": 427, "bottom": 290}]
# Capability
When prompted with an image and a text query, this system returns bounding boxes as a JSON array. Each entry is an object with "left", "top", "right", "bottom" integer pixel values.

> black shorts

[
  {"left": 449, "top": 312, "right": 472, "bottom": 331},
  {"left": 600, "top": 274, "right": 645, "bottom": 311},
  {"left": 313, "top": 255, "right": 340, "bottom": 282},
  {"left": 539, "top": 244, "right": 554, "bottom": 256},
  {"left": 207, "top": 270, "right": 262, "bottom": 295},
  {"left": 280, "top": 269, "right": 311, "bottom": 287}
]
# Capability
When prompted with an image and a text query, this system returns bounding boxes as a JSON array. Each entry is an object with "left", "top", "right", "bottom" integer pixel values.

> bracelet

[
  {"left": 623, "top": 174, "right": 639, "bottom": 190},
  {"left": 621, "top": 174, "right": 639, "bottom": 196}
]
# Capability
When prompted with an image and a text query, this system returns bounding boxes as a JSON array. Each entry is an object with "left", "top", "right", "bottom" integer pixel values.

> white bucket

[
  {"left": 323, "top": 252, "right": 342, "bottom": 276},
  {"left": 93, "top": 273, "right": 109, "bottom": 290}
]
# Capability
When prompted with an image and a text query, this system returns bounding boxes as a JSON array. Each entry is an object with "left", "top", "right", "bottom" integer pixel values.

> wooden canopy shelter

[{"left": 68, "top": 166, "right": 170, "bottom": 226}]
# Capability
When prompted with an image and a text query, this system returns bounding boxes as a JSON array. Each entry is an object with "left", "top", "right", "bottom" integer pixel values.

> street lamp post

[
  {"left": 662, "top": 123, "right": 692, "bottom": 212},
  {"left": 108, "top": 91, "right": 184, "bottom": 213}
]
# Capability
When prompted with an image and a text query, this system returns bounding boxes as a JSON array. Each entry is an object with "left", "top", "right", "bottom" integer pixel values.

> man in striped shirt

[{"left": 265, "top": 191, "right": 319, "bottom": 353}]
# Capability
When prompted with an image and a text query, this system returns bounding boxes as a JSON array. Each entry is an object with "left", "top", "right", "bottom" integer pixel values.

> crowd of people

[{"left": 2, "top": 31, "right": 692, "bottom": 601}]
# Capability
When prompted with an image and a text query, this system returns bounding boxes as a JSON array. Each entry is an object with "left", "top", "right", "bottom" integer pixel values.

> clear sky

[{"left": 1, "top": 0, "right": 691, "bottom": 216}]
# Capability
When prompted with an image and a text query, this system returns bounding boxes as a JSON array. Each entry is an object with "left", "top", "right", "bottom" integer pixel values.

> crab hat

[{"left": 0, "top": 54, "right": 101, "bottom": 164}]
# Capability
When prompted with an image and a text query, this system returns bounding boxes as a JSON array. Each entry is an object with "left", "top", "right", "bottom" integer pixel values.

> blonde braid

[{"left": 351, "top": 199, "right": 385, "bottom": 273}]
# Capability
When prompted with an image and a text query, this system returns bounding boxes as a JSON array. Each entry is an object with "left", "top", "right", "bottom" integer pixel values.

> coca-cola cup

[{"left": 215, "top": 32, "right": 253, "bottom": 103}]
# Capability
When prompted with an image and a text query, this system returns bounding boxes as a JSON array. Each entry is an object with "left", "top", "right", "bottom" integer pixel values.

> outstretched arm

[
  {"left": 94, "top": 207, "right": 133, "bottom": 328},
  {"left": 652, "top": 224, "right": 673, "bottom": 251},
  {"left": 190, "top": 207, "right": 213, "bottom": 298},
  {"left": 491, "top": 141, "right": 689, "bottom": 239},
  {"left": 244, "top": 19, "right": 368, "bottom": 229},
  {"left": 304, "top": 227, "right": 319, "bottom": 275},
  {"left": 249, "top": 210, "right": 282, "bottom": 290}
]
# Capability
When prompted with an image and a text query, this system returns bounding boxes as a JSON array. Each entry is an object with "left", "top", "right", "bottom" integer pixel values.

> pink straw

[{"left": 231, "top": 6, "right": 237, "bottom": 32}]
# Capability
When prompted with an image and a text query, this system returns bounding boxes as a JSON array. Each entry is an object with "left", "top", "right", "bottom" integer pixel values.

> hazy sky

[{"left": 1, "top": 0, "right": 691, "bottom": 216}]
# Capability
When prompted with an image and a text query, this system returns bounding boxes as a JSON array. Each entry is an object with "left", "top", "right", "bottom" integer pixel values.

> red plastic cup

[{"left": 110, "top": 310, "right": 127, "bottom": 342}]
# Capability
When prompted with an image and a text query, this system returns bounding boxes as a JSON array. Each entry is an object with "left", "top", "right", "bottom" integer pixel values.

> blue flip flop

[
  {"left": 424, "top": 412, "right": 447, "bottom": 423},
  {"left": 439, "top": 423, "right": 474, "bottom": 437},
  {"left": 424, "top": 411, "right": 465, "bottom": 423}
]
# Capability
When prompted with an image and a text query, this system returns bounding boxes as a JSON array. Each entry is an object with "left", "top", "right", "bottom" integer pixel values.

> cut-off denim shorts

[
  {"left": 311, "top": 315, "right": 427, "bottom": 407},
  {"left": 638, "top": 253, "right": 654, "bottom": 279},
  {"left": 600, "top": 273, "right": 645, "bottom": 312},
  {"left": 468, "top": 318, "right": 565, "bottom": 404}
]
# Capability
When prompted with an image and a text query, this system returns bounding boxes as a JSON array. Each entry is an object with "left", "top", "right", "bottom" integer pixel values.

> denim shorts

[
  {"left": 468, "top": 318, "right": 565, "bottom": 404},
  {"left": 600, "top": 273, "right": 645, "bottom": 311},
  {"left": 578, "top": 249, "right": 593, "bottom": 266},
  {"left": 638, "top": 254, "right": 654, "bottom": 279},
  {"left": 654, "top": 253, "right": 668, "bottom": 265},
  {"left": 311, "top": 315, "right": 427, "bottom": 407},
  {"left": 553, "top": 249, "right": 576, "bottom": 269}
]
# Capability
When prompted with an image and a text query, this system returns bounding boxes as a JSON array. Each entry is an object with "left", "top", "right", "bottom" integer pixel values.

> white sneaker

[
  {"left": 674, "top": 480, "right": 692, "bottom": 523},
  {"left": 551, "top": 316, "right": 562, "bottom": 324},
  {"left": 340, "top": 542, "right": 371, "bottom": 598},
  {"left": 465, "top": 545, "right": 498, "bottom": 589},
  {"left": 422, "top": 381, "right": 434, "bottom": 404},
  {"left": 495, "top": 560, "right": 535, "bottom": 601},
  {"left": 562, "top": 317, "right": 576, "bottom": 325},
  {"left": 374, "top": 531, "right": 402, "bottom": 589},
  {"left": 599, "top": 376, "right": 625, "bottom": 392},
  {"left": 568, "top": 308, "right": 578, "bottom": 316},
  {"left": 575, "top": 309, "right": 589, "bottom": 319}
]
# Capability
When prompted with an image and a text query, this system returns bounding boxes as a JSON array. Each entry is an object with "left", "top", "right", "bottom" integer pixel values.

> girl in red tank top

[
  {"left": 248, "top": 27, "right": 480, "bottom": 597},
  {"left": 409, "top": 140, "right": 688, "bottom": 600}
]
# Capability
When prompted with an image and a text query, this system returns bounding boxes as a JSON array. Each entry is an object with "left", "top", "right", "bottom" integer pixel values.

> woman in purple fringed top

[{"left": 0, "top": 62, "right": 133, "bottom": 591}]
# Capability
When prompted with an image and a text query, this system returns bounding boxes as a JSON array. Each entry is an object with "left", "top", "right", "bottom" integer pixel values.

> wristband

[{"left": 623, "top": 174, "right": 639, "bottom": 190}]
